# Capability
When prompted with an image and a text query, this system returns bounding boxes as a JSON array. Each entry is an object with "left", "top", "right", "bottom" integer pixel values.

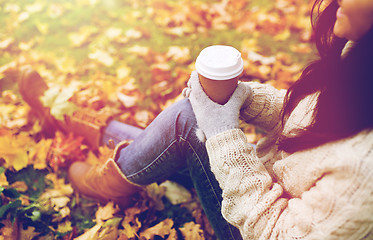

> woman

[{"left": 19, "top": 0, "right": 373, "bottom": 239}]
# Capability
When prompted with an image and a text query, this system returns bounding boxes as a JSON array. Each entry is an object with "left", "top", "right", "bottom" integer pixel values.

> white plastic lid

[{"left": 195, "top": 45, "right": 244, "bottom": 80}]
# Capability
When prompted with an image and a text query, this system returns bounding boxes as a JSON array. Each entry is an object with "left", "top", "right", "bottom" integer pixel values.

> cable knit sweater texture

[{"left": 206, "top": 82, "right": 373, "bottom": 239}]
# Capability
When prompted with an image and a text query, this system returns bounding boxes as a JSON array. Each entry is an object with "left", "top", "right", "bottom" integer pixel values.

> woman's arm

[
  {"left": 240, "top": 82, "right": 287, "bottom": 132},
  {"left": 206, "top": 129, "right": 373, "bottom": 239}
]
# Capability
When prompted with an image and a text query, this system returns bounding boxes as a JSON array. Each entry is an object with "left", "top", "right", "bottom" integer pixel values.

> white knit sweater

[{"left": 206, "top": 82, "right": 373, "bottom": 239}]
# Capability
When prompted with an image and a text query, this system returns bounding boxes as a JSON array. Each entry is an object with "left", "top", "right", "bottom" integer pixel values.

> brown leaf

[
  {"left": 0, "top": 219, "right": 19, "bottom": 240},
  {"left": 19, "top": 226, "right": 39, "bottom": 240},
  {"left": 139, "top": 218, "right": 174, "bottom": 240},
  {"left": 9, "top": 181, "right": 28, "bottom": 192}
]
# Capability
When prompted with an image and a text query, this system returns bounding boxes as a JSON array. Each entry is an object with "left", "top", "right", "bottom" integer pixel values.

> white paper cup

[{"left": 196, "top": 45, "right": 244, "bottom": 104}]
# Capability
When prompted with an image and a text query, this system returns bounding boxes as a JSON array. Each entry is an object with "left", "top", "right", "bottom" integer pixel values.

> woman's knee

[{"left": 157, "top": 98, "right": 197, "bottom": 137}]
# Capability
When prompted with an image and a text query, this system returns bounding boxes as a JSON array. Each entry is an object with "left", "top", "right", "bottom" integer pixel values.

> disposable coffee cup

[{"left": 195, "top": 45, "right": 244, "bottom": 105}]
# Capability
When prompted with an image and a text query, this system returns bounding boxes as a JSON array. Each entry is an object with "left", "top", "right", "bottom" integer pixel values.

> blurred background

[{"left": 0, "top": 0, "right": 316, "bottom": 129}]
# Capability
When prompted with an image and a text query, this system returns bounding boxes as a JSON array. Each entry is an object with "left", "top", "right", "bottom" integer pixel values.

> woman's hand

[{"left": 183, "top": 71, "right": 252, "bottom": 141}]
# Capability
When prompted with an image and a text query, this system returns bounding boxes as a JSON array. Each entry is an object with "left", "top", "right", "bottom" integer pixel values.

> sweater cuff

[
  {"left": 206, "top": 129, "right": 255, "bottom": 167},
  {"left": 240, "top": 82, "right": 285, "bottom": 131}
]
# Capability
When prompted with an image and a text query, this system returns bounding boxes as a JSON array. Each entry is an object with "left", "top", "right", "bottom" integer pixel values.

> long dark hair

[{"left": 278, "top": 0, "right": 373, "bottom": 153}]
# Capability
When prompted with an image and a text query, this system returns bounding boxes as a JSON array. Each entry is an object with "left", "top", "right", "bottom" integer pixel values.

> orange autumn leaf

[{"left": 46, "top": 131, "right": 87, "bottom": 171}]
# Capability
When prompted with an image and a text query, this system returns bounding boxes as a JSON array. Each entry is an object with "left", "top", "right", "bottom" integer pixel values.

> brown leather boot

[
  {"left": 68, "top": 141, "right": 141, "bottom": 208},
  {"left": 18, "top": 66, "right": 112, "bottom": 149}
]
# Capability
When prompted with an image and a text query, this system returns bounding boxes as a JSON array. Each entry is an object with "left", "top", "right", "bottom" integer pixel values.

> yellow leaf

[
  {"left": 159, "top": 180, "right": 192, "bottom": 205},
  {"left": 4, "top": 3, "right": 20, "bottom": 13},
  {"left": 0, "top": 134, "right": 30, "bottom": 171},
  {"left": 40, "top": 85, "right": 79, "bottom": 121},
  {"left": 25, "top": 2, "right": 43, "bottom": 13},
  {"left": 39, "top": 190, "right": 71, "bottom": 211},
  {"left": 0, "top": 170, "right": 8, "bottom": 187},
  {"left": 134, "top": 110, "right": 153, "bottom": 128},
  {"left": 74, "top": 222, "right": 103, "bottom": 240},
  {"left": 117, "top": 92, "right": 137, "bottom": 108},
  {"left": 57, "top": 221, "right": 73, "bottom": 233},
  {"left": 95, "top": 202, "right": 120, "bottom": 224},
  {"left": 124, "top": 29, "right": 142, "bottom": 39},
  {"left": 28, "top": 138, "right": 52, "bottom": 170},
  {"left": 179, "top": 222, "right": 205, "bottom": 240},
  {"left": 75, "top": 218, "right": 121, "bottom": 240},
  {"left": 121, "top": 218, "right": 140, "bottom": 239},
  {"left": 55, "top": 56, "right": 77, "bottom": 74},
  {"left": 139, "top": 218, "right": 174, "bottom": 239},
  {"left": 116, "top": 65, "right": 131, "bottom": 80},
  {"left": 10, "top": 181, "right": 28, "bottom": 192},
  {"left": 45, "top": 173, "right": 74, "bottom": 196},
  {"left": 274, "top": 29, "right": 291, "bottom": 41},
  {"left": 166, "top": 229, "right": 178, "bottom": 240},
  {"left": 127, "top": 45, "right": 150, "bottom": 57},
  {"left": 105, "top": 27, "right": 123, "bottom": 40},
  {"left": 19, "top": 226, "right": 39, "bottom": 240},
  {"left": 145, "top": 183, "right": 165, "bottom": 210},
  {"left": 18, "top": 12, "right": 30, "bottom": 22},
  {"left": 166, "top": 46, "right": 191, "bottom": 64},
  {"left": 39, "top": 173, "right": 73, "bottom": 217},
  {"left": 120, "top": 206, "right": 144, "bottom": 239},
  {"left": 0, "top": 38, "right": 13, "bottom": 50},
  {"left": 68, "top": 26, "right": 97, "bottom": 47},
  {"left": 97, "top": 224, "right": 119, "bottom": 240},
  {"left": 35, "top": 21, "right": 48, "bottom": 34},
  {"left": 89, "top": 49, "right": 114, "bottom": 67}
]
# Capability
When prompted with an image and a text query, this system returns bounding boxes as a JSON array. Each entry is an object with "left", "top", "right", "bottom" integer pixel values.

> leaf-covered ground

[{"left": 0, "top": 0, "right": 316, "bottom": 239}]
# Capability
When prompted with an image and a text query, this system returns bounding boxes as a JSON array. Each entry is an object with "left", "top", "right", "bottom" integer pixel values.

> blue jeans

[{"left": 101, "top": 98, "right": 242, "bottom": 240}]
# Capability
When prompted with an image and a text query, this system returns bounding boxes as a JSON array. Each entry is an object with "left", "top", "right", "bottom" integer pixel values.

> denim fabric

[{"left": 102, "top": 98, "right": 242, "bottom": 240}]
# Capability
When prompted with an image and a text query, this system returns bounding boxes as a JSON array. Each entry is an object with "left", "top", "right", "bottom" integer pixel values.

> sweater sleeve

[
  {"left": 240, "top": 82, "right": 287, "bottom": 132},
  {"left": 206, "top": 129, "right": 373, "bottom": 239}
]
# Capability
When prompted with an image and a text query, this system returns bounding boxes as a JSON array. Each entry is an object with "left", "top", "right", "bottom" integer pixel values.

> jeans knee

[{"left": 163, "top": 98, "right": 197, "bottom": 138}]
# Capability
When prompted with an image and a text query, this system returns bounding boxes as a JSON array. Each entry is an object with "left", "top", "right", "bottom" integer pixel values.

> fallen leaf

[
  {"left": 0, "top": 219, "right": 19, "bottom": 239},
  {"left": 74, "top": 216, "right": 121, "bottom": 240},
  {"left": 160, "top": 180, "right": 192, "bottom": 205},
  {"left": 89, "top": 49, "right": 114, "bottom": 67},
  {"left": 116, "top": 65, "right": 132, "bottom": 80},
  {"left": 0, "top": 133, "right": 30, "bottom": 171},
  {"left": 57, "top": 220, "right": 73, "bottom": 234},
  {"left": 19, "top": 226, "right": 38, "bottom": 240},
  {"left": 120, "top": 207, "right": 143, "bottom": 239},
  {"left": 145, "top": 183, "right": 166, "bottom": 211},
  {"left": 0, "top": 38, "right": 13, "bottom": 50},
  {"left": 95, "top": 202, "right": 120, "bottom": 224},
  {"left": 40, "top": 85, "right": 79, "bottom": 121},
  {"left": 28, "top": 138, "right": 53, "bottom": 170},
  {"left": 9, "top": 181, "right": 28, "bottom": 193},
  {"left": 166, "top": 46, "right": 191, "bottom": 64},
  {"left": 117, "top": 92, "right": 137, "bottom": 108},
  {"left": 134, "top": 110, "right": 153, "bottom": 128},
  {"left": 47, "top": 132, "right": 87, "bottom": 171},
  {"left": 179, "top": 222, "right": 205, "bottom": 240},
  {"left": 139, "top": 218, "right": 174, "bottom": 240},
  {"left": 74, "top": 222, "right": 104, "bottom": 240}
]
